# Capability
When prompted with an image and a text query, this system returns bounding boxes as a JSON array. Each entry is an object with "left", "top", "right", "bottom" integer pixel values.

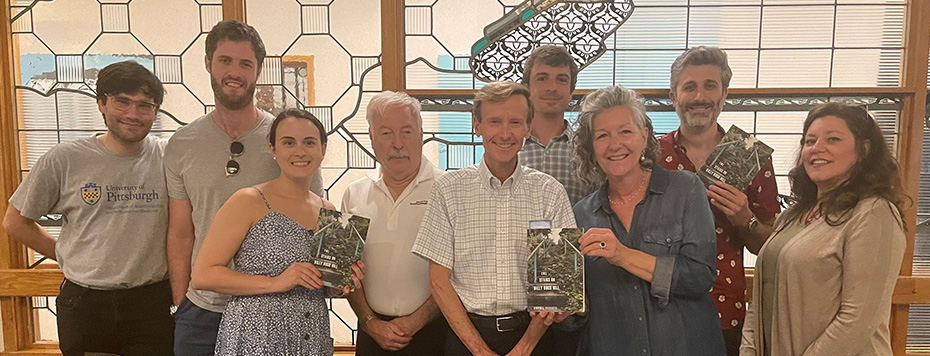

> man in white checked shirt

[{"left": 412, "top": 81, "right": 576, "bottom": 356}]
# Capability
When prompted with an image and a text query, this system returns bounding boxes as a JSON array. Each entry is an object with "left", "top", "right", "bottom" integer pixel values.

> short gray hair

[
  {"left": 366, "top": 91, "right": 423, "bottom": 131},
  {"left": 669, "top": 46, "right": 732, "bottom": 93},
  {"left": 573, "top": 85, "right": 658, "bottom": 187}
]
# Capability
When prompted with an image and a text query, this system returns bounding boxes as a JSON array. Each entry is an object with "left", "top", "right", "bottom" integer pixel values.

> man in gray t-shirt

[
  {"left": 3, "top": 61, "right": 173, "bottom": 355},
  {"left": 165, "top": 20, "right": 323, "bottom": 356}
]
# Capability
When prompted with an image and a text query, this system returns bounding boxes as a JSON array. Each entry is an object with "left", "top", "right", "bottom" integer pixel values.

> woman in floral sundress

[{"left": 192, "top": 108, "right": 364, "bottom": 355}]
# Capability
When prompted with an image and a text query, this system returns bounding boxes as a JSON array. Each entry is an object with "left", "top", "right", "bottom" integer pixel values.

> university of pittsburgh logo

[{"left": 80, "top": 183, "right": 101, "bottom": 205}]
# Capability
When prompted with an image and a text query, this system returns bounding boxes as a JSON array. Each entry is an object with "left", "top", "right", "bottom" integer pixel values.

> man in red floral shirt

[{"left": 659, "top": 46, "right": 780, "bottom": 356}]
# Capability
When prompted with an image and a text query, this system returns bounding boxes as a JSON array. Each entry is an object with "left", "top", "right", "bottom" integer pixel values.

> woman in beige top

[{"left": 740, "top": 102, "right": 906, "bottom": 356}]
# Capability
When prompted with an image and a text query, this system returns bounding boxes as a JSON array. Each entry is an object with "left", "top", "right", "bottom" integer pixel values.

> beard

[
  {"left": 105, "top": 116, "right": 151, "bottom": 144},
  {"left": 211, "top": 74, "right": 256, "bottom": 110},
  {"left": 677, "top": 99, "right": 724, "bottom": 130}
]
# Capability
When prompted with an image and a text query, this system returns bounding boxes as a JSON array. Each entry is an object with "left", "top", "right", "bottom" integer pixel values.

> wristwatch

[{"left": 746, "top": 215, "right": 759, "bottom": 232}]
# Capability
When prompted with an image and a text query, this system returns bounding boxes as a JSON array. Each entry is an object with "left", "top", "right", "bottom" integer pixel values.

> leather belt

[{"left": 467, "top": 312, "right": 530, "bottom": 333}]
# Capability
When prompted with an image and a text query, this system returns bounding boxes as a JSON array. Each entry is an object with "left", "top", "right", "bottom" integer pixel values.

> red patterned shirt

[{"left": 658, "top": 127, "right": 780, "bottom": 330}]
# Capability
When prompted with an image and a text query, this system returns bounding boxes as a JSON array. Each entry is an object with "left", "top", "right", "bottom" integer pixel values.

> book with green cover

[
  {"left": 310, "top": 208, "right": 369, "bottom": 291},
  {"left": 698, "top": 124, "right": 774, "bottom": 192},
  {"left": 527, "top": 227, "right": 585, "bottom": 313}
]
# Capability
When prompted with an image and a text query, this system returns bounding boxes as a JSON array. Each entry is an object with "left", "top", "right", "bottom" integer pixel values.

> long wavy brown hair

[{"left": 783, "top": 102, "right": 905, "bottom": 228}]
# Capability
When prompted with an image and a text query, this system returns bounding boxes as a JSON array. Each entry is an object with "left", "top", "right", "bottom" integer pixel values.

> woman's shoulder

[
  {"left": 664, "top": 168, "right": 701, "bottom": 185},
  {"left": 852, "top": 196, "right": 902, "bottom": 223},
  {"left": 225, "top": 186, "right": 271, "bottom": 214}
]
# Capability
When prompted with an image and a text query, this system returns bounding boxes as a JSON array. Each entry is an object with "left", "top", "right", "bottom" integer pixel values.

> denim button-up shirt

[{"left": 572, "top": 166, "right": 726, "bottom": 356}]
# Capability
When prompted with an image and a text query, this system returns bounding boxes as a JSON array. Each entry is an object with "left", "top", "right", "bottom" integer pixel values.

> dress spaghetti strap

[{"left": 252, "top": 187, "right": 272, "bottom": 210}]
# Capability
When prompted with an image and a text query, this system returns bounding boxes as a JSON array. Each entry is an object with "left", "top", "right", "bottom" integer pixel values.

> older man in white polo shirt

[{"left": 343, "top": 91, "right": 448, "bottom": 355}]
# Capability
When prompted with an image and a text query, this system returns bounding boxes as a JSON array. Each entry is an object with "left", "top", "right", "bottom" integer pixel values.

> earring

[
  {"left": 639, "top": 151, "right": 646, "bottom": 163},
  {"left": 273, "top": 156, "right": 277, "bottom": 160}
]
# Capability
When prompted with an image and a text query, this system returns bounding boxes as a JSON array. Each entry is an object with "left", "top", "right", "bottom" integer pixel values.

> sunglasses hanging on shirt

[{"left": 226, "top": 141, "right": 244, "bottom": 177}]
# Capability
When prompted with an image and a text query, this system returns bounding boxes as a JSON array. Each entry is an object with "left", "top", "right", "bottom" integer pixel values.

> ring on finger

[{"left": 599, "top": 241, "right": 607, "bottom": 249}]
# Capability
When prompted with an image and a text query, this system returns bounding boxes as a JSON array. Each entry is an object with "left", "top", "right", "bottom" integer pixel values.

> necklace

[{"left": 608, "top": 172, "right": 648, "bottom": 206}]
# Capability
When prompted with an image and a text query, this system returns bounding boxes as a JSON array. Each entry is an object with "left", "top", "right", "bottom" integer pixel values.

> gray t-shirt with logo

[
  {"left": 165, "top": 111, "right": 323, "bottom": 313},
  {"left": 9, "top": 135, "right": 169, "bottom": 290}
]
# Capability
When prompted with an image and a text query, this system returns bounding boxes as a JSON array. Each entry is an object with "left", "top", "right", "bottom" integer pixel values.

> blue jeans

[{"left": 173, "top": 297, "right": 222, "bottom": 356}]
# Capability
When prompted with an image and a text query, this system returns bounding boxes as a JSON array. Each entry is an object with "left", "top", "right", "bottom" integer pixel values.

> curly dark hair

[{"left": 782, "top": 102, "right": 905, "bottom": 228}]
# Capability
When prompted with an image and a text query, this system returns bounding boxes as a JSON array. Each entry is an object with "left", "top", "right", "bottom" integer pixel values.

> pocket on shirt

[{"left": 641, "top": 225, "right": 683, "bottom": 256}]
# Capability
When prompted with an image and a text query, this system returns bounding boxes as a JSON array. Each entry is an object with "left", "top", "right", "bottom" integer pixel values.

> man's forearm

[
  {"left": 167, "top": 231, "right": 194, "bottom": 304},
  {"left": 3, "top": 207, "right": 57, "bottom": 260},
  {"left": 743, "top": 222, "right": 774, "bottom": 255},
  {"left": 430, "top": 263, "right": 491, "bottom": 355},
  {"left": 397, "top": 296, "right": 441, "bottom": 334},
  {"left": 347, "top": 285, "right": 375, "bottom": 330},
  {"left": 511, "top": 318, "right": 549, "bottom": 356}
]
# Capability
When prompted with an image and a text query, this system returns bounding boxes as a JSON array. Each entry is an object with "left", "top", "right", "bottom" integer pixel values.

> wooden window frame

[{"left": 0, "top": 0, "right": 927, "bottom": 354}]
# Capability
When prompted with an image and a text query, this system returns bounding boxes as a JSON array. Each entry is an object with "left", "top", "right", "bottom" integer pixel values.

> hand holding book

[
  {"left": 527, "top": 227, "right": 586, "bottom": 313},
  {"left": 310, "top": 208, "right": 370, "bottom": 293}
]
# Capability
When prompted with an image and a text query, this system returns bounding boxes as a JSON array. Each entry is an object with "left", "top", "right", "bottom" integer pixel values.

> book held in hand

[
  {"left": 698, "top": 125, "right": 774, "bottom": 192},
  {"left": 527, "top": 227, "right": 585, "bottom": 313},
  {"left": 310, "top": 208, "right": 369, "bottom": 291}
]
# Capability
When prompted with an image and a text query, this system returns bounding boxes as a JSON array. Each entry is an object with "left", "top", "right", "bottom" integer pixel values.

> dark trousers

[
  {"left": 538, "top": 326, "right": 581, "bottom": 356},
  {"left": 723, "top": 323, "right": 743, "bottom": 356},
  {"left": 356, "top": 315, "right": 449, "bottom": 355},
  {"left": 445, "top": 312, "right": 550, "bottom": 356},
  {"left": 57, "top": 279, "right": 174, "bottom": 356},
  {"left": 173, "top": 297, "right": 223, "bottom": 356}
]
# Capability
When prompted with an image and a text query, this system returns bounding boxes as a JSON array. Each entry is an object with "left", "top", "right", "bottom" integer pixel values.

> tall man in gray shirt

[
  {"left": 165, "top": 20, "right": 323, "bottom": 355},
  {"left": 3, "top": 61, "right": 173, "bottom": 355}
]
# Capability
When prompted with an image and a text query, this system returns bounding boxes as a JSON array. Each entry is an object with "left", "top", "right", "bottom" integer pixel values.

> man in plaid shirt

[
  {"left": 413, "top": 81, "right": 575, "bottom": 356},
  {"left": 519, "top": 46, "right": 596, "bottom": 206}
]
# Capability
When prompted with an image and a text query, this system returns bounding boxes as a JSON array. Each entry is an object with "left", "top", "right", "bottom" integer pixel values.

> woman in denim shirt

[{"left": 570, "top": 85, "right": 725, "bottom": 356}]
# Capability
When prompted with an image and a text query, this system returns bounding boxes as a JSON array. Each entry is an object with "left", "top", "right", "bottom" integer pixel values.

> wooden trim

[
  {"left": 893, "top": 276, "right": 930, "bottom": 305},
  {"left": 891, "top": 0, "right": 930, "bottom": 353},
  {"left": 0, "top": 1, "right": 32, "bottom": 353},
  {"left": 222, "top": 0, "right": 246, "bottom": 22},
  {"left": 0, "top": 270, "right": 63, "bottom": 297},
  {"left": 406, "top": 87, "right": 916, "bottom": 98},
  {"left": 0, "top": 297, "right": 31, "bottom": 353},
  {"left": 0, "top": 350, "right": 61, "bottom": 356},
  {"left": 898, "top": 0, "right": 930, "bottom": 276},
  {"left": 381, "top": 0, "right": 404, "bottom": 91},
  {"left": 0, "top": 0, "right": 23, "bottom": 272},
  {"left": 891, "top": 304, "right": 910, "bottom": 356}
]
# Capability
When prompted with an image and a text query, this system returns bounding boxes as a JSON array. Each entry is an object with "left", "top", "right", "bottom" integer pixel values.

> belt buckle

[{"left": 495, "top": 315, "right": 514, "bottom": 332}]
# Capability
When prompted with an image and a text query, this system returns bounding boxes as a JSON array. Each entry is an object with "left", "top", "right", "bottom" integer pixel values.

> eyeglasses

[
  {"left": 226, "top": 141, "right": 244, "bottom": 177},
  {"left": 106, "top": 94, "right": 159, "bottom": 115}
]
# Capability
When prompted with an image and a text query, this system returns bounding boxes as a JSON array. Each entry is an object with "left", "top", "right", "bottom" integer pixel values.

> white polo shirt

[{"left": 340, "top": 156, "right": 445, "bottom": 317}]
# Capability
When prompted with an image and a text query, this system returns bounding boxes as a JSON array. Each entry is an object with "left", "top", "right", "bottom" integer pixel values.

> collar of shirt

[
  {"left": 668, "top": 124, "right": 727, "bottom": 154},
  {"left": 665, "top": 124, "right": 727, "bottom": 170},
  {"left": 370, "top": 155, "right": 439, "bottom": 200},
  {"left": 477, "top": 157, "right": 524, "bottom": 192},
  {"left": 589, "top": 165, "right": 671, "bottom": 215},
  {"left": 525, "top": 120, "right": 574, "bottom": 147}
]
